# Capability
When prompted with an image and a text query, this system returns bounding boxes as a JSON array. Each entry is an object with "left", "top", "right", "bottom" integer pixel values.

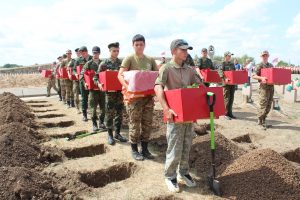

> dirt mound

[
  {"left": 219, "top": 149, "right": 300, "bottom": 200},
  {"left": 189, "top": 132, "right": 246, "bottom": 176},
  {"left": 0, "top": 92, "right": 35, "bottom": 127},
  {"left": 0, "top": 166, "right": 60, "bottom": 200},
  {"left": 0, "top": 123, "right": 64, "bottom": 168}
]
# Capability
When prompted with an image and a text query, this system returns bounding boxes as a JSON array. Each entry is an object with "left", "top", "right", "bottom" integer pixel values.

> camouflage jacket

[
  {"left": 218, "top": 61, "right": 235, "bottom": 79},
  {"left": 94, "top": 57, "right": 122, "bottom": 82},
  {"left": 197, "top": 57, "right": 214, "bottom": 70},
  {"left": 255, "top": 62, "right": 273, "bottom": 76},
  {"left": 80, "top": 59, "right": 102, "bottom": 82}
]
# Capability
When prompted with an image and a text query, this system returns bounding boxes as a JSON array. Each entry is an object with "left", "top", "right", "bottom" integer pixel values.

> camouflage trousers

[
  {"left": 258, "top": 84, "right": 274, "bottom": 120},
  {"left": 223, "top": 85, "right": 236, "bottom": 115},
  {"left": 105, "top": 92, "right": 123, "bottom": 130},
  {"left": 80, "top": 81, "right": 89, "bottom": 111},
  {"left": 165, "top": 122, "right": 193, "bottom": 179},
  {"left": 126, "top": 96, "right": 154, "bottom": 144},
  {"left": 73, "top": 80, "right": 80, "bottom": 109},
  {"left": 89, "top": 90, "right": 105, "bottom": 121},
  {"left": 47, "top": 78, "right": 58, "bottom": 96},
  {"left": 65, "top": 79, "right": 74, "bottom": 101},
  {"left": 60, "top": 79, "right": 66, "bottom": 101}
]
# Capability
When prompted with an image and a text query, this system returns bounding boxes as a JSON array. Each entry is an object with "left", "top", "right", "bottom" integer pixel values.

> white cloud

[{"left": 0, "top": 0, "right": 279, "bottom": 65}]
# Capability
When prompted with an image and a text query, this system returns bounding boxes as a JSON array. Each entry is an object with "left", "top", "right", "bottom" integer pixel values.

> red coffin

[
  {"left": 198, "top": 86, "right": 225, "bottom": 119},
  {"left": 41, "top": 70, "right": 52, "bottom": 78},
  {"left": 84, "top": 70, "right": 99, "bottom": 90},
  {"left": 200, "top": 69, "right": 222, "bottom": 83},
  {"left": 261, "top": 68, "right": 291, "bottom": 85},
  {"left": 99, "top": 71, "right": 122, "bottom": 91},
  {"left": 224, "top": 70, "right": 248, "bottom": 85},
  {"left": 68, "top": 68, "right": 77, "bottom": 81},
  {"left": 76, "top": 65, "right": 83, "bottom": 80},
  {"left": 164, "top": 86, "right": 225, "bottom": 122},
  {"left": 59, "top": 67, "right": 68, "bottom": 79}
]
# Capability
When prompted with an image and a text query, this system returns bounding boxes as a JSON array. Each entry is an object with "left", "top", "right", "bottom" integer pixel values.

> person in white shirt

[{"left": 245, "top": 59, "right": 253, "bottom": 103}]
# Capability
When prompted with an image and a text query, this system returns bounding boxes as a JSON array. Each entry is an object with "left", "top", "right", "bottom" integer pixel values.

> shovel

[
  {"left": 66, "top": 131, "right": 97, "bottom": 141},
  {"left": 206, "top": 92, "right": 222, "bottom": 196}
]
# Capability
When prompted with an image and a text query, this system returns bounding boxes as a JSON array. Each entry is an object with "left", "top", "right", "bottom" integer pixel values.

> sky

[{"left": 0, "top": 0, "right": 300, "bottom": 66}]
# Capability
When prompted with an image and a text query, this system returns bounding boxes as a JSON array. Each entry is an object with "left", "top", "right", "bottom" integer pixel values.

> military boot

[
  {"left": 71, "top": 100, "right": 75, "bottom": 107},
  {"left": 82, "top": 110, "right": 88, "bottom": 122},
  {"left": 131, "top": 143, "right": 144, "bottom": 161},
  {"left": 114, "top": 128, "right": 127, "bottom": 143},
  {"left": 92, "top": 117, "right": 98, "bottom": 132},
  {"left": 107, "top": 129, "right": 115, "bottom": 145},
  {"left": 141, "top": 141, "right": 155, "bottom": 160}
]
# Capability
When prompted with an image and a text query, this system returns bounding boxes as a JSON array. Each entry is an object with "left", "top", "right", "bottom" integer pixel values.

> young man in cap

[
  {"left": 68, "top": 48, "right": 82, "bottom": 113},
  {"left": 95, "top": 42, "right": 127, "bottom": 145},
  {"left": 118, "top": 34, "right": 158, "bottom": 161},
  {"left": 252, "top": 50, "right": 274, "bottom": 129},
  {"left": 77, "top": 46, "right": 93, "bottom": 121},
  {"left": 61, "top": 50, "right": 75, "bottom": 108},
  {"left": 196, "top": 48, "right": 214, "bottom": 87},
  {"left": 155, "top": 39, "right": 202, "bottom": 192},
  {"left": 46, "top": 61, "right": 59, "bottom": 97},
  {"left": 218, "top": 51, "right": 236, "bottom": 120},
  {"left": 81, "top": 46, "right": 106, "bottom": 132}
]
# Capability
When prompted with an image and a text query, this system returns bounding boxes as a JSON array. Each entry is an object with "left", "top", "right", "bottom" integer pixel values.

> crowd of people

[{"left": 45, "top": 34, "right": 276, "bottom": 192}]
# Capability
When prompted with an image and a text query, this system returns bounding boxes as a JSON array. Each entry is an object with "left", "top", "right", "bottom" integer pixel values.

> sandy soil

[
  {"left": 22, "top": 77, "right": 300, "bottom": 200},
  {"left": 0, "top": 74, "right": 47, "bottom": 88}
]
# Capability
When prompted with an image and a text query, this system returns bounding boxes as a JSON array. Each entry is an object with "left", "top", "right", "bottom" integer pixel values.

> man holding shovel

[{"left": 154, "top": 39, "right": 202, "bottom": 192}]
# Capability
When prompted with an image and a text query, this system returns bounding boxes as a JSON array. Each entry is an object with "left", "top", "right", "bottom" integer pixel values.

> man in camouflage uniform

[
  {"left": 81, "top": 46, "right": 106, "bottom": 132},
  {"left": 61, "top": 50, "right": 75, "bottom": 108},
  {"left": 155, "top": 39, "right": 202, "bottom": 192},
  {"left": 118, "top": 34, "right": 158, "bottom": 161},
  {"left": 196, "top": 48, "right": 214, "bottom": 87},
  {"left": 59, "top": 54, "right": 68, "bottom": 104},
  {"left": 218, "top": 51, "right": 236, "bottom": 120},
  {"left": 95, "top": 42, "right": 127, "bottom": 145},
  {"left": 46, "top": 61, "right": 59, "bottom": 97},
  {"left": 68, "top": 48, "right": 81, "bottom": 113},
  {"left": 76, "top": 46, "right": 93, "bottom": 121},
  {"left": 252, "top": 50, "right": 274, "bottom": 129}
]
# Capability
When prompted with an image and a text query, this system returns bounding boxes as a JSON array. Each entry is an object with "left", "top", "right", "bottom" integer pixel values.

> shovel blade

[{"left": 207, "top": 176, "right": 222, "bottom": 196}]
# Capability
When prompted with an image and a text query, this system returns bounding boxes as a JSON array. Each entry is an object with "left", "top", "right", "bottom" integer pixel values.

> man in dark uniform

[
  {"left": 76, "top": 46, "right": 93, "bottom": 121},
  {"left": 196, "top": 48, "right": 214, "bottom": 87},
  {"left": 95, "top": 42, "right": 127, "bottom": 145},
  {"left": 218, "top": 51, "right": 236, "bottom": 120}
]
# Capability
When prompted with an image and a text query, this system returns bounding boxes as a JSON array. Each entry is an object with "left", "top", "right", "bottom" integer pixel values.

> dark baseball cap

[
  {"left": 170, "top": 39, "right": 193, "bottom": 51},
  {"left": 79, "top": 46, "right": 88, "bottom": 52},
  {"left": 92, "top": 46, "right": 101, "bottom": 53},
  {"left": 57, "top": 56, "right": 62, "bottom": 60},
  {"left": 75, "top": 48, "right": 79, "bottom": 52},
  {"left": 108, "top": 42, "right": 119, "bottom": 49},
  {"left": 202, "top": 48, "right": 208, "bottom": 52}
]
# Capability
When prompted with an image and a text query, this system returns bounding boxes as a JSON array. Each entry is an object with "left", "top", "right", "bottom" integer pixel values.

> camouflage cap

[
  {"left": 79, "top": 46, "right": 88, "bottom": 52},
  {"left": 224, "top": 51, "right": 234, "bottom": 56},
  {"left": 261, "top": 50, "right": 269, "bottom": 56},
  {"left": 202, "top": 48, "right": 208, "bottom": 52},
  {"left": 170, "top": 39, "right": 193, "bottom": 51},
  {"left": 108, "top": 42, "right": 119, "bottom": 49}
]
